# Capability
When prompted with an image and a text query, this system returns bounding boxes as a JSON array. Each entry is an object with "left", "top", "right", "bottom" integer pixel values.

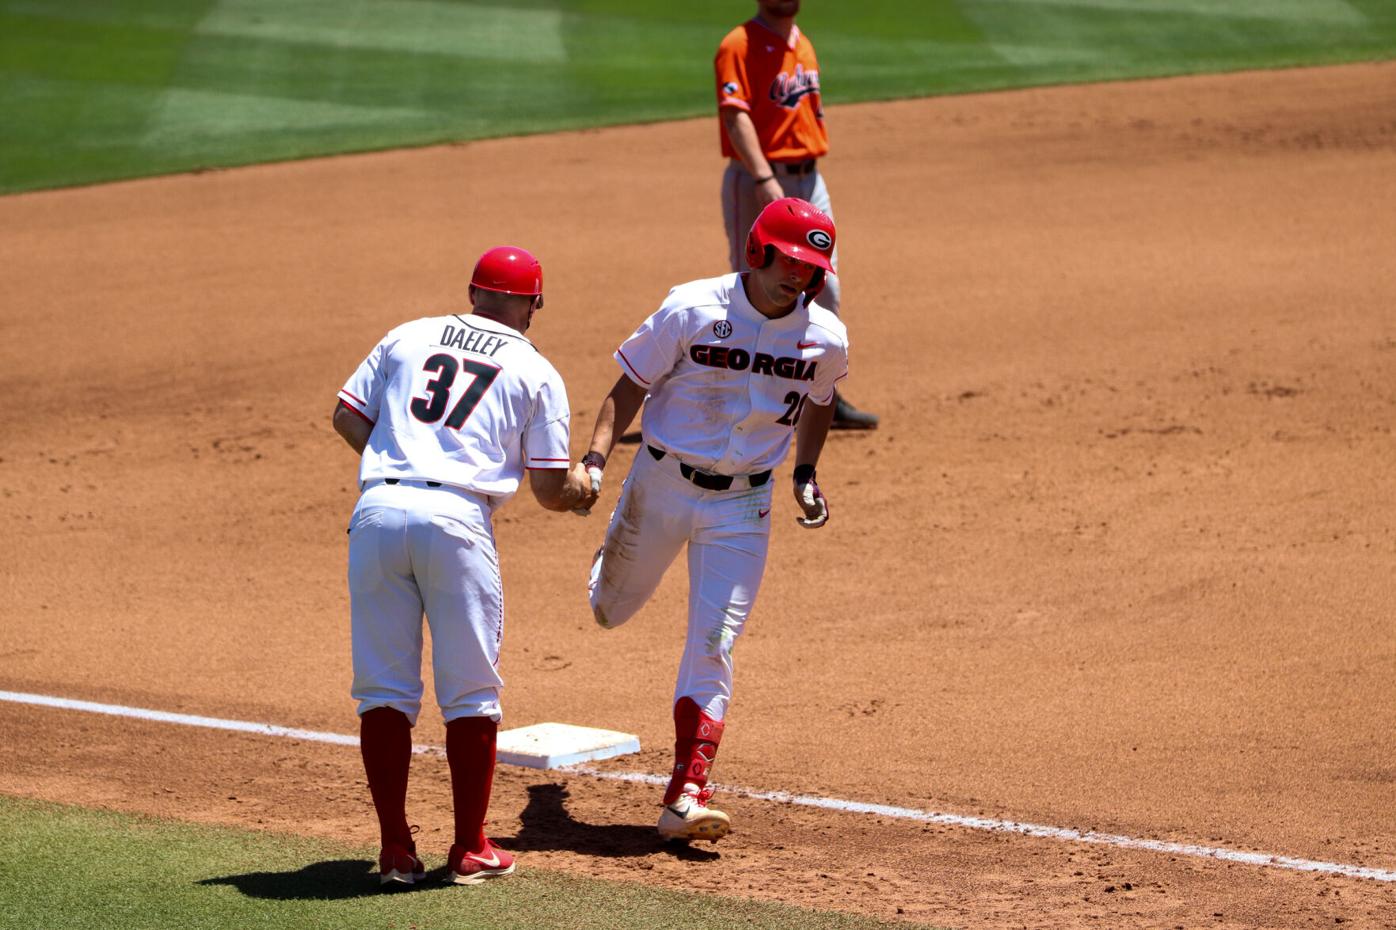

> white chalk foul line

[
  {"left": 4, "top": 689, "right": 1393, "bottom": 883},
  {"left": 562, "top": 766, "right": 1396, "bottom": 883}
]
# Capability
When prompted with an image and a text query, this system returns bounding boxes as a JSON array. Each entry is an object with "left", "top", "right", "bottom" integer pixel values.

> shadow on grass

[
  {"left": 197, "top": 858, "right": 437, "bottom": 900},
  {"left": 497, "top": 783, "right": 720, "bottom": 862},
  {"left": 203, "top": 782, "right": 718, "bottom": 899}
]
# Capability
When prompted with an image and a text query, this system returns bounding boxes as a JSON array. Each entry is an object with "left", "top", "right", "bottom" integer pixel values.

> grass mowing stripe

[
  {"left": 3, "top": 0, "right": 1395, "bottom": 193},
  {"left": 141, "top": 87, "right": 429, "bottom": 145},
  {"left": 199, "top": 0, "right": 568, "bottom": 63},
  {"left": 973, "top": 0, "right": 1368, "bottom": 25},
  {"left": 0, "top": 10, "right": 191, "bottom": 86},
  {"left": 0, "top": 795, "right": 944, "bottom": 930}
]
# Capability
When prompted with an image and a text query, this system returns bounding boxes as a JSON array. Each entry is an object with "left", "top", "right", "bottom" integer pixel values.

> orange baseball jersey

[{"left": 715, "top": 20, "right": 829, "bottom": 162}]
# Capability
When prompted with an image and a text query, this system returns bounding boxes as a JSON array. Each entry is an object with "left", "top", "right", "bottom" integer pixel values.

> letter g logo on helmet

[{"left": 745, "top": 198, "right": 837, "bottom": 301}]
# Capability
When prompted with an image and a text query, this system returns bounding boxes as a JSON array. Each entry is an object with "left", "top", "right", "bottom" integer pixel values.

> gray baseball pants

[{"left": 721, "top": 160, "right": 841, "bottom": 315}]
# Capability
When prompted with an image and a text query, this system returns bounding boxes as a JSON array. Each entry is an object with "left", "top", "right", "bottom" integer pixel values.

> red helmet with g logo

[
  {"left": 470, "top": 246, "right": 543, "bottom": 296},
  {"left": 744, "top": 198, "right": 836, "bottom": 299},
  {"left": 745, "top": 198, "right": 836, "bottom": 272}
]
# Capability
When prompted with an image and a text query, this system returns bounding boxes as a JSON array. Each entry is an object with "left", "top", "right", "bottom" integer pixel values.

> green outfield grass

[
  {"left": 0, "top": 796, "right": 939, "bottom": 930},
  {"left": 1, "top": 0, "right": 1394, "bottom": 193}
]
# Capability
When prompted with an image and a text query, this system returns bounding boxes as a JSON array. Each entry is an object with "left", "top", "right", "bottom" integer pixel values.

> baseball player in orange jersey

[
  {"left": 333, "top": 246, "right": 598, "bottom": 887},
  {"left": 581, "top": 199, "right": 846, "bottom": 842},
  {"left": 716, "top": 0, "right": 878, "bottom": 430}
]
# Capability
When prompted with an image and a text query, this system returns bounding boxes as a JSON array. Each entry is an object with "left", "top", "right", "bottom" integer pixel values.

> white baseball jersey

[
  {"left": 615, "top": 272, "right": 849, "bottom": 476},
  {"left": 590, "top": 273, "right": 851, "bottom": 725},
  {"left": 338, "top": 313, "right": 571, "bottom": 500}
]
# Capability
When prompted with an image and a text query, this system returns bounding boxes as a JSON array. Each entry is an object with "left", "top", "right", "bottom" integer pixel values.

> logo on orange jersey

[{"left": 769, "top": 63, "right": 820, "bottom": 110}]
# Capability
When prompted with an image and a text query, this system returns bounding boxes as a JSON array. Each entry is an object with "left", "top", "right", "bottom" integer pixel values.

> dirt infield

[{"left": 2, "top": 62, "right": 1394, "bottom": 928}]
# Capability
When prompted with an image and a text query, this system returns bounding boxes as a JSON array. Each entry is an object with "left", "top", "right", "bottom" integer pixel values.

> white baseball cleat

[{"left": 657, "top": 785, "right": 731, "bottom": 843}]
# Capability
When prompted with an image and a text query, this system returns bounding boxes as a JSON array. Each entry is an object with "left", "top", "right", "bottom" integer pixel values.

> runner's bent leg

[{"left": 589, "top": 451, "right": 693, "bottom": 630}]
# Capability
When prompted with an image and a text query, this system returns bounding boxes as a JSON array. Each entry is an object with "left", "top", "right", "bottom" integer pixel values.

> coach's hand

[
  {"left": 569, "top": 461, "right": 601, "bottom": 516},
  {"left": 571, "top": 452, "right": 606, "bottom": 516},
  {"left": 792, "top": 464, "right": 828, "bottom": 529}
]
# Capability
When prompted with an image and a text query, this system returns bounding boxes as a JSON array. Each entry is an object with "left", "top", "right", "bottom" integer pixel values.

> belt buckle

[
  {"left": 701, "top": 472, "right": 733, "bottom": 491},
  {"left": 678, "top": 461, "right": 733, "bottom": 491}
]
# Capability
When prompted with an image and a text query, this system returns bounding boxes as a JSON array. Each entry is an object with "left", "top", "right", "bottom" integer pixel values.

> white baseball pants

[
  {"left": 589, "top": 448, "right": 773, "bottom": 721},
  {"left": 348, "top": 480, "right": 504, "bottom": 726},
  {"left": 722, "top": 160, "right": 841, "bottom": 314}
]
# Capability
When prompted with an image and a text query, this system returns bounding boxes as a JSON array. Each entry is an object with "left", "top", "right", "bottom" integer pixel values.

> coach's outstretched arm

[
  {"left": 334, "top": 399, "right": 595, "bottom": 514},
  {"left": 578, "top": 375, "right": 648, "bottom": 488},
  {"left": 791, "top": 396, "right": 835, "bottom": 529},
  {"left": 530, "top": 463, "right": 598, "bottom": 513}
]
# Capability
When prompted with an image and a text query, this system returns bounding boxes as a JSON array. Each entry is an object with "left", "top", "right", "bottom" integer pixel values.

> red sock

[
  {"left": 360, "top": 707, "right": 413, "bottom": 848},
  {"left": 663, "top": 697, "right": 725, "bottom": 805},
  {"left": 446, "top": 715, "right": 498, "bottom": 853}
]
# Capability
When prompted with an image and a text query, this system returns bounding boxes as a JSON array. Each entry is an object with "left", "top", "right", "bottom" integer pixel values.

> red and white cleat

[
  {"left": 657, "top": 784, "right": 731, "bottom": 843},
  {"left": 446, "top": 839, "right": 517, "bottom": 885},
  {"left": 377, "top": 840, "right": 426, "bottom": 887}
]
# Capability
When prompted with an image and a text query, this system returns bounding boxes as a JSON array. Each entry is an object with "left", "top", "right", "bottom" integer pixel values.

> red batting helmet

[
  {"left": 471, "top": 246, "right": 543, "bottom": 296},
  {"left": 745, "top": 198, "right": 836, "bottom": 299}
]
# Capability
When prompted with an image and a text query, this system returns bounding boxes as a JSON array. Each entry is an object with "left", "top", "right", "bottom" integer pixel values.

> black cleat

[{"left": 831, "top": 393, "right": 879, "bottom": 430}]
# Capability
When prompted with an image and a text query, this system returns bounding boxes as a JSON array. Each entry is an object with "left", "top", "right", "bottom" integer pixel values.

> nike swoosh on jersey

[
  {"left": 758, "top": 508, "right": 771, "bottom": 519},
  {"left": 797, "top": 341, "right": 818, "bottom": 350}
]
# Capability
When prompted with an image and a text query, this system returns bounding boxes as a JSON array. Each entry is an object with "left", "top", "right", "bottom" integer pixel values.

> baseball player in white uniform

[
  {"left": 333, "top": 246, "right": 597, "bottom": 887},
  {"left": 580, "top": 199, "right": 847, "bottom": 842}
]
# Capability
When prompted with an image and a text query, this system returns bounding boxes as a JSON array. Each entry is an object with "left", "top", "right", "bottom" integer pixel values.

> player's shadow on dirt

[
  {"left": 497, "top": 782, "right": 719, "bottom": 862},
  {"left": 201, "top": 783, "right": 716, "bottom": 899},
  {"left": 199, "top": 858, "right": 442, "bottom": 900}
]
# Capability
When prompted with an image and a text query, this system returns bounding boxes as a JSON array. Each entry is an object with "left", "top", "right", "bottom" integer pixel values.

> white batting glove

[{"left": 792, "top": 465, "right": 829, "bottom": 529}]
